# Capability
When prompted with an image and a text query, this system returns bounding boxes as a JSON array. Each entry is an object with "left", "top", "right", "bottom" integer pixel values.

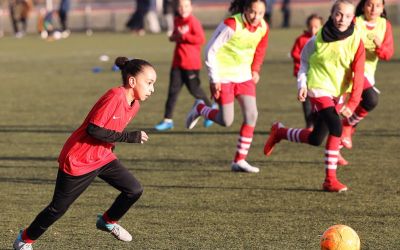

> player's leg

[
  {"left": 14, "top": 170, "right": 97, "bottom": 249},
  {"left": 302, "top": 97, "right": 315, "bottom": 130},
  {"left": 319, "top": 107, "right": 348, "bottom": 192},
  {"left": 96, "top": 160, "right": 143, "bottom": 242},
  {"left": 231, "top": 94, "right": 259, "bottom": 173},
  {"left": 155, "top": 68, "right": 183, "bottom": 131},
  {"left": 186, "top": 83, "right": 235, "bottom": 129},
  {"left": 183, "top": 70, "right": 215, "bottom": 127},
  {"left": 342, "top": 86, "right": 379, "bottom": 149}
]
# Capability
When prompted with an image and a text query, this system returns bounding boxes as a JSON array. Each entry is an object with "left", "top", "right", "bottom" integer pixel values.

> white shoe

[
  {"left": 61, "top": 30, "right": 71, "bottom": 39},
  {"left": 96, "top": 214, "right": 132, "bottom": 242},
  {"left": 13, "top": 230, "right": 33, "bottom": 250},
  {"left": 185, "top": 100, "right": 204, "bottom": 129},
  {"left": 231, "top": 160, "right": 260, "bottom": 173}
]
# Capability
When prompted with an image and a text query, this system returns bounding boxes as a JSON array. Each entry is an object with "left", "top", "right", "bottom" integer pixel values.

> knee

[
  {"left": 125, "top": 184, "right": 143, "bottom": 200},
  {"left": 361, "top": 94, "right": 379, "bottom": 111},
  {"left": 308, "top": 136, "right": 324, "bottom": 146},
  {"left": 308, "top": 131, "right": 326, "bottom": 146},
  {"left": 244, "top": 110, "right": 258, "bottom": 126},
  {"left": 220, "top": 117, "right": 234, "bottom": 127}
]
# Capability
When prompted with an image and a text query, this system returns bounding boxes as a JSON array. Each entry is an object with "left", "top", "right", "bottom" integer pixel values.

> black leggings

[
  {"left": 360, "top": 86, "right": 379, "bottom": 111},
  {"left": 164, "top": 68, "right": 211, "bottom": 119},
  {"left": 26, "top": 160, "right": 143, "bottom": 240},
  {"left": 308, "top": 107, "right": 342, "bottom": 146}
]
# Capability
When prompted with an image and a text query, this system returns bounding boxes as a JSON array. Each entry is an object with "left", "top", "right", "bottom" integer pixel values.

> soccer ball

[{"left": 320, "top": 224, "right": 360, "bottom": 250}]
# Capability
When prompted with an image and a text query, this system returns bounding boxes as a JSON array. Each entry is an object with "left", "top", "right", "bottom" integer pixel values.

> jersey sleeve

[
  {"left": 291, "top": 36, "right": 302, "bottom": 63},
  {"left": 205, "top": 21, "right": 235, "bottom": 83},
  {"left": 297, "top": 37, "right": 316, "bottom": 90},
  {"left": 180, "top": 18, "right": 205, "bottom": 45},
  {"left": 251, "top": 25, "right": 269, "bottom": 73},
  {"left": 375, "top": 20, "right": 394, "bottom": 61},
  {"left": 346, "top": 41, "right": 366, "bottom": 112},
  {"left": 89, "top": 91, "right": 119, "bottom": 128}
]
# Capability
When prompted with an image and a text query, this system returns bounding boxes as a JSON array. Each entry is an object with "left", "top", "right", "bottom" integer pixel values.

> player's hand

[
  {"left": 141, "top": 131, "right": 149, "bottom": 144},
  {"left": 373, "top": 36, "right": 382, "bottom": 48},
  {"left": 297, "top": 87, "right": 307, "bottom": 102},
  {"left": 169, "top": 33, "right": 181, "bottom": 41},
  {"left": 340, "top": 105, "right": 353, "bottom": 118},
  {"left": 252, "top": 71, "right": 260, "bottom": 84},
  {"left": 210, "top": 82, "right": 221, "bottom": 100}
]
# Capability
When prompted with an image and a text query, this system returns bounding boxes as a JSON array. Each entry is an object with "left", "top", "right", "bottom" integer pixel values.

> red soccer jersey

[
  {"left": 291, "top": 31, "right": 313, "bottom": 77},
  {"left": 171, "top": 14, "right": 205, "bottom": 70},
  {"left": 58, "top": 87, "right": 140, "bottom": 176}
]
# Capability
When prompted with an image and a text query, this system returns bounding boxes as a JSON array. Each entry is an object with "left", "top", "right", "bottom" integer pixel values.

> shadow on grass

[
  {"left": 0, "top": 176, "right": 322, "bottom": 192},
  {"left": 0, "top": 125, "right": 398, "bottom": 137},
  {"left": 0, "top": 156, "right": 322, "bottom": 171}
]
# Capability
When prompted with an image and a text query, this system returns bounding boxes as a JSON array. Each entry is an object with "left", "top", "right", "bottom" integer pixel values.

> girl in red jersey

[
  {"left": 185, "top": 0, "right": 269, "bottom": 173},
  {"left": 13, "top": 57, "right": 157, "bottom": 250},
  {"left": 154, "top": 0, "right": 213, "bottom": 131},
  {"left": 340, "top": 0, "right": 394, "bottom": 152},
  {"left": 290, "top": 14, "right": 323, "bottom": 130},
  {"left": 264, "top": 0, "right": 365, "bottom": 192}
]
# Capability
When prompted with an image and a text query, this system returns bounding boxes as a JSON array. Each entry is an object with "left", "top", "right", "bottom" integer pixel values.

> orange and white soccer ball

[{"left": 320, "top": 224, "right": 360, "bottom": 250}]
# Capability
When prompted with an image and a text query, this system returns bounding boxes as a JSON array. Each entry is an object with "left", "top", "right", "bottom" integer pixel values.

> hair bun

[{"left": 115, "top": 57, "right": 129, "bottom": 70}]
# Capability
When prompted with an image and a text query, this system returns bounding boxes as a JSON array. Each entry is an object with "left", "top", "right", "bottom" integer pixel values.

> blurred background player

[
  {"left": 58, "top": 0, "right": 71, "bottom": 37},
  {"left": 155, "top": 0, "right": 213, "bottom": 131},
  {"left": 126, "top": 0, "right": 150, "bottom": 36},
  {"left": 9, "top": 0, "right": 33, "bottom": 38},
  {"left": 264, "top": 0, "right": 365, "bottom": 192},
  {"left": 290, "top": 14, "right": 323, "bottom": 130},
  {"left": 340, "top": 0, "right": 394, "bottom": 152},
  {"left": 13, "top": 57, "right": 156, "bottom": 250},
  {"left": 185, "top": 0, "right": 269, "bottom": 173}
]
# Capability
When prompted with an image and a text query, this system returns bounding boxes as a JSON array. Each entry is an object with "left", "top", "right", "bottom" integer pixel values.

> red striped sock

[
  {"left": 234, "top": 124, "right": 254, "bottom": 162},
  {"left": 324, "top": 135, "right": 341, "bottom": 181},
  {"left": 345, "top": 106, "right": 369, "bottom": 126},
  {"left": 285, "top": 128, "right": 311, "bottom": 143},
  {"left": 197, "top": 103, "right": 218, "bottom": 120},
  {"left": 21, "top": 229, "right": 35, "bottom": 243}
]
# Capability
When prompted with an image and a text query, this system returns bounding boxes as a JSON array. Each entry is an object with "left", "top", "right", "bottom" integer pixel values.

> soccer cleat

[
  {"left": 341, "top": 124, "right": 353, "bottom": 149},
  {"left": 337, "top": 152, "right": 349, "bottom": 166},
  {"left": 185, "top": 100, "right": 204, "bottom": 129},
  {"left": 96, "top": 214, "right": 132, "bottom": 242},
  {"left": 323, "top": 180, "right": 348, "bottom": 193},
  {"left": 154, "top": 120, "right": 174, "bottom": 131},
  {"left": 231, "top": 160, "right": 260, "bottom": 173},
  {"left": 263, "top": 122, "right": 284, "bottom": 156},
  {"left": 13, "top": 230, "right": 33, "bottom": 250},
  {"left": 203, "top": 119, "right": 214, "bottom": 128}
]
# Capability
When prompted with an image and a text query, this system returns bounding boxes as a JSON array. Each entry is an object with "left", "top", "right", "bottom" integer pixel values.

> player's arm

[
  {"left": 251, "top": 25, "right": 269, "bottom": 83},
  {"left": 205, "top": 19, "right": 235, "bottom": 98},
  {"left": 296, "top": 37, "right": 315, "bottom": 101},
  {"left": 375, "top": 21, "right": 394, "bottom": 61},
  {"left": 180, "top": 19, "right": 205, "bottom": 45},
  {"left": 86, "top": 123, "right": 145, "bottom": 143},
  {"left": 344, "top": 40, "right": 366, "bottom": 114},
  {"left": 291, "top": 37, "right": 302, "bottom": 63}
]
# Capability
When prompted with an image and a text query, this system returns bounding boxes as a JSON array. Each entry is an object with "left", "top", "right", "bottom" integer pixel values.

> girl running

[
  {"left": 154, "top": 0, "right": 214, "bottom": 131},
  {"left": 340, "top": 0, "right": 394, "bottom": 151},
  {"left": 263, "top": 0, "right": 365, "bottom": 192},
  {"left": 13, "top": 57, "right": 157, "bottom": 250},
  {"left": 290, "top": 14, "right": 323, "bottom": 130},
  {"left": 185, "top": 0, "right": 269, "bottom": 173}
]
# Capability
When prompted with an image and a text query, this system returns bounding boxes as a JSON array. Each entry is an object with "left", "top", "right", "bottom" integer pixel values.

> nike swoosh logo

[{"left": 113, "top": 116, "right": 120, "bottom": 120}]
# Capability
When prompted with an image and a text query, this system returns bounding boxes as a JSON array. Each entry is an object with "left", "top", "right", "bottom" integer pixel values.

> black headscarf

[{"left": 321, "top": 18, "right": 355, "bottom": 42}]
